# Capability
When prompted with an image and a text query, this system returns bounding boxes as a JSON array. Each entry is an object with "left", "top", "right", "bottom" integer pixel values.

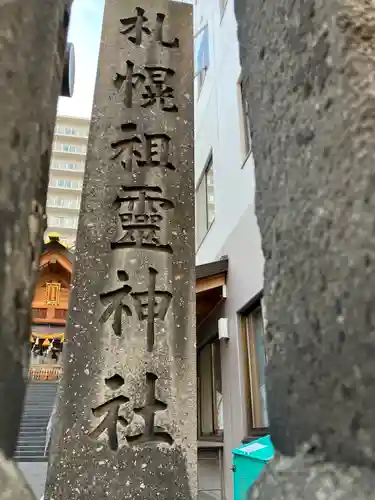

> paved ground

[
  {"left": 17, "top": 456, "right": 222, "bottom": 499},
  {"left": 18, "top": 462, "right": 48, "bottom": 499}
]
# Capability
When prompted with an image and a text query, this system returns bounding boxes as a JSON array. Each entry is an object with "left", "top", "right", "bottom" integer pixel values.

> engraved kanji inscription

[
  {"left": 127, "top": 372, "right": 173, "bottom": 446},
  {"left": 99, "top": 267, "right": 172, "bottom": 350},
  {"left": 112, "top": 186, "right": 174, "bottom": 254},
  {"left": 110, "top": 123, "right": 142, "bottom": 172},
  {"left": 114, "top": 62, "right": 178, "bottom": 111},
  {"left": 120, "top": 8, "right": 179, "bottom": 48},
  {"left": 139, "top": 132, "right": 174, "bottom": 169},
  {"left": 154, "top": 12, "right": 179, "bottom": 48},
  {"left": 132, "top": 267, "right": 172, "bottom": 352},
  {"left": 99, "top": 270, "right": 132, "bottom": 337},
  {"left": 120, "top": 7, "right": 150, "bottom": 46},
  {"left": 90, "top": 373, "right": 173, "bottom": 451},
  {"left": 111, "top": 123, "right": 175, "bottom": 172},
  {"left": 90, "top": 375, "right": 130, "bottom": 451}
]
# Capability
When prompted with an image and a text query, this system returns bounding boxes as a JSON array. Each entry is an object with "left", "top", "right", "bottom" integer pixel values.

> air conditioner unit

[{"left": 218, "top": 318, "right": 229, "bottom": 340}]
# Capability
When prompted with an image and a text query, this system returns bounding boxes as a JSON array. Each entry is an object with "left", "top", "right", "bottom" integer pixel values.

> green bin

[{"left": 232, "top": 435, "right": 274, "bottom": 500}]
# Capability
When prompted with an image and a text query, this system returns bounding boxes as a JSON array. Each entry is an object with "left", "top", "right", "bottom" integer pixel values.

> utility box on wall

[{"left": 232, "top": 435, "right": 274, "bottom": 500}]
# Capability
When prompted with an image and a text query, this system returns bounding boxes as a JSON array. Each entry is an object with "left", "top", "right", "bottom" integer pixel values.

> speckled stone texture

[
  {"left": 235, "top": 0, "right": 375, "bottom": 497},
  {"left": 45, "top": 2, "right": 196, "bottom": 499},
  {"left": 0, "top": 1, "right": 70, "bottom": 496},
  {"left": 0, "top": 453, "right": 35, "bottom": 500},
  {"left": 249, "top": 442, "right": 375, "bottom": 500}
]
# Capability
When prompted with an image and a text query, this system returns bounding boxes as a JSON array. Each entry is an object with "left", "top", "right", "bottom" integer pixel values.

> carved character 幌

[{"left": 114, "top": 62, "right": 178, "bottom": 111}]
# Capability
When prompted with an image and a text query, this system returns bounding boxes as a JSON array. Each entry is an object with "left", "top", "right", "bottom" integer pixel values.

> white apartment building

[
  {"left": 46, "top": 116, "right": 90, "bottom": 248},
  {"left": 194, "top": 1, "right": 267, "bottom": 499}
]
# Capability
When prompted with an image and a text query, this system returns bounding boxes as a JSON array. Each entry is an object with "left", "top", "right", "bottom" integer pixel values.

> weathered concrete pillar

[
  {"left": 0, "top": 1, "right": 71, "bottom": 499},
  {"left": 45, "top": 1, "right": 196, "bottom": 499},
  {"left": 235, "top": 0, "right": 375, "bottom": 497}
]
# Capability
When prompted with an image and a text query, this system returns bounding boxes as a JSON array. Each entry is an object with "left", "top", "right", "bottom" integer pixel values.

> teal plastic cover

[{"left": 232, "top": 435, "right": 274, "bottom": 462}]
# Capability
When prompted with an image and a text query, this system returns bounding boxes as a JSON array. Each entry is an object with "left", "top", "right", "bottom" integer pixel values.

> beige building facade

[{"left": 46, "top": 115, "right": 90, "bottom": 248}]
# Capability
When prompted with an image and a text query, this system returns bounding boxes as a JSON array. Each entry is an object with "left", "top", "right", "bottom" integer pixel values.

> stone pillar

[
  {"left": 0, "top": 1, "right": 71, "bottom": 499},
  {"left": 45, "top": 1, "right": 196, "bottom": 499},
  {"left": 235, "top": 0, "right": 375, "bottom": 497}
]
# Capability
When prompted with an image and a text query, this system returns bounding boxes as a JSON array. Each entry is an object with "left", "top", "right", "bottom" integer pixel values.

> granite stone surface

[
  {"left": 249, "top": 442, "right": 375, "bottom": 500},
  {"left": 0, "top": 0, "right": 71, "bottom": 462},
  {"left": 45, "top": 2, "right": 196, "bottom": 499},
  {"left": 0, "top": 454, "right": 36, "bottom": 500},
  {"left": 235, "top": 0, "right": 375, "bottom": 496}
]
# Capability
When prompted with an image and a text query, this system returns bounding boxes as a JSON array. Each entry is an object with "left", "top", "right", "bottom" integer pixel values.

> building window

[
  {"left": 51, "top": 161, "right": 83, "bottom": 171},
  {"left": 196, "top": 154, "right": 215, "bottom": 246},
  {"left": 32, "top": 308, "right": 47, "bottom": 319},
  {"left": 62, "top": 144, "right": 84, "bottom": 153},
  {"left": 242, "top": 302, "right": 269, "bottom": 433},
  {"left": 54, "top": 309, "right": 67, "bottom": 320},
  {"left": 219, "top": 0, "right": 228, "bottom": 17},
  {"left": 197, "top": 339, "right": 223, "bottom": 438},
  {"left": 49, "top": 178, "right": 82, "bottom": 190},
  {"left": 240, "top": 79, "right": 252, "bottom": 157},
  {"left": 54, "top": 143, "right": 86, "bottom": 154},
  {"left": 195, "top": 25, "right": 209, "bottom": 95},
  {"left": 65, "top": 127, "right": 78, "bottom": 136},
  {"left": 55, "top": 126, "right": 79, "bottom": 136},
  {"left": 57, "top": 179, "right": 70, "bottom": 188},
  {"left": 55, "top": 125, "right": 89, "bottom": 138},
  {"left": 47, "top": 196, "right": 80, "bottom": 209},
  {"left": 63, "top": 199, "right": 79, "bottom": 209}
]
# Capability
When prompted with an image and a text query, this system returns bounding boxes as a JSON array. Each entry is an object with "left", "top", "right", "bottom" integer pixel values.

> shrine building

[{"left": 29, "top": 235, "right": 73, "bottom": 381}]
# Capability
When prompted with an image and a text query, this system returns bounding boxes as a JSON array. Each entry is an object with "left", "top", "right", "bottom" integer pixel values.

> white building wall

[
  {"left": 194, "top": 0, "right": 260, "bottom": 268},
  {"left": 194, "top": 1, "right": 265, "bottom": 499}
]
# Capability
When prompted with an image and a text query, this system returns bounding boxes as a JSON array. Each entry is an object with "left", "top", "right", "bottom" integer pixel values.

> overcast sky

[{"left": 58, "top": 0, "right": 193, "bottom": 119}]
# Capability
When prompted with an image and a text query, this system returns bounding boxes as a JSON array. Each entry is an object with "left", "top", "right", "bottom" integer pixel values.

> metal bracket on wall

[{"left": 218, "top": 317, "right": 229, "bottom": 340}]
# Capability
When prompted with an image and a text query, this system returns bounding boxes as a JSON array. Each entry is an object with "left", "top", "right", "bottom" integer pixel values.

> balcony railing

[
  {"left": 49, "top": 181, "right": 83, "bottom": 191},
  {"left": 54, "top": 127, "right": 88, "bottom": 139},
  {"left": 50, "top": 162, "right": 85, "bottom": 172},
  {"left": 48, "top": 220, "right": 78, "bottom": 230},
  {"left": 53, "top": 145, "right": 87, "bottom": 155},
  {"left": 47, "top": 201, "right": 80, "bottom": 210}
]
